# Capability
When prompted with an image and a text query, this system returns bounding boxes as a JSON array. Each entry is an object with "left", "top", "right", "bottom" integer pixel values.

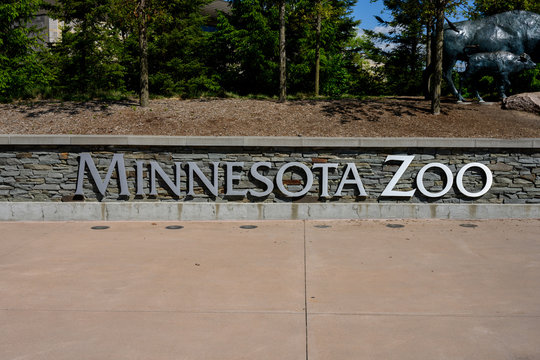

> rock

[{"left": 502, "top": 92, "right": 540, "bottom": 115}]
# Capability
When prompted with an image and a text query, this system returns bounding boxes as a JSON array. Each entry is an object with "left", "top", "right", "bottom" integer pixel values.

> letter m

[{"left": 75, "top": 153, "right": 130, "bottom": 196}]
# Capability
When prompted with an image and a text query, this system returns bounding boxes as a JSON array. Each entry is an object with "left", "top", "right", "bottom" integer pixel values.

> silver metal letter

[
  {"left": 150, "top": 161, "right": 182, "bottom": 197},
  {"left": 416, "top": 163, "right": 454, "bottom": 198},
  {"left": 334, "top": 163, "right": 368, "bottom": 197},
  {"left": 456, "top": 163, "right": 493, "bottom": 198},
  {"left": 276, "top": 162, "right": 314, "bottom": 197},
  {"left": 75, "top": 153, "right": 130, "bottom": 196},
  {"left": 187, "top": 162, "right": 219, "bottom": 197},
  {"left": 249, "top": 162, "right": 274, "bottom": 197},
  {"left": 136, "top": 160, "right": 145, "bottom": 196},
  {"left": 381, "top": 155, "right": 415, "bottom": 198},
  {"left": 313, "top": 163, "right": 338, "bottom": 198},
  {"left": 225, "top": 162, "right": 248, "bottom": 197}
]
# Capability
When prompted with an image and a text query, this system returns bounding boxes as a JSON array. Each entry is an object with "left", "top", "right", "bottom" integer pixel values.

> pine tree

[
  {"left": 278, "top": 0, "right": 287, "bottom": 102},
  {"left": 0, "top": 0, "right": 53, "bottom": 101},
  {"left": 214, "top": 0, "right": 358, "bottom": 97},
  {"left": 147, "top": 0, "right": 218, "bottom": 98},
  {"left": 214, "top": 0, "right": 281, "bottom": 95},
  {"left": 50, "top": 0, "right": 126, "bottom": 98},
  {"left": 469, "top": 0, "right": 540, "bottom": 17},
  {"left": 369, "top": 0, "right": 427, "bottom": 95},
  {"left": 428, "top": 0, "right": 466, "bottom": 115}
]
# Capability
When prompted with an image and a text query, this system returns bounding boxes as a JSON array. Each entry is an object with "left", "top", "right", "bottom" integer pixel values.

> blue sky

[
  {"left": 353, "top": 1, "right": 468, "bottom": 30},
  {"left": 352, "top": 1, "right": 387, "bottom": 30}
]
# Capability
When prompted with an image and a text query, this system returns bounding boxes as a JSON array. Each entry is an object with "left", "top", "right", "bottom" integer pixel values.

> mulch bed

[{"left": 1, "top": 96, "right": 538, "bottom": 138}]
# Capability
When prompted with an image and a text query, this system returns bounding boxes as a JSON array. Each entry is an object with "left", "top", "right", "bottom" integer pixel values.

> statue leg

[
  {"left": 470, "top": 74, "right": 484, "bottom": 103},
  {"left": 458, "top": 74, "right": 464, "bottom": 100},
  {"left": 423, "top": 64, "right": 433, "bottom": 100},
  {"left": 475, "top": 88, "right": 485, "bottom": 103},
  {"left": 499, "top": 73, "right": 510, "bottom": 99},
  {"left": 444, "top": 59, "right": 464, "bottom": 102},
  {"left": 459, "top": 71, "right": 471, "bottom": 102}
]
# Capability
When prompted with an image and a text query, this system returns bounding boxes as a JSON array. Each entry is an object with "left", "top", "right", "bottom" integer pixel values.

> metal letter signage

[
  {"left": 75, "top": 153, "right": 130, "bottom": 196},
  {"left": 381, "top": 155, "right": 416, "bottom": 198},
  {"left": 276, "top": 162, "right": 314, "bottom": 197},
  {"left": 456, "top": 163, "right": 493, "bottom": 198},
  {"left": 416, "top": 163, "right": 454, "bottom": 198},
  {"left": 335, "top": 163, "right": 368, "bottom": 197},
  {"left": 75, "top": 153, "right": 494, "bottom": 201}
]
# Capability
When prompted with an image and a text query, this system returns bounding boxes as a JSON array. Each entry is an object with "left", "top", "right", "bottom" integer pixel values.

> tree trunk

[
  {"left": 431, "top": 4, "right": 445, "bottom": 115},
  {"left": 279, "top": 0, "right": 287, "bottom": 102},
  {"left": 424, "top": 19, "right": 432, "bottom": 100},
  {"left": 81, "top": 20, "right": 88, "bottom": 94},
  {"left": 138, "top": 0, "right": 149, "bottom": 107},
  {"left": 315, "top": 1, "right": 321, "bottom": 97}
]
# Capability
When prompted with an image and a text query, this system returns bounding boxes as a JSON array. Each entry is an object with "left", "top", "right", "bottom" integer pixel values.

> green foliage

[
  {"left": 3, "top": 0, "right": 474, "bottom": 101},
  {"left": 48, "top": 0, "right": 127, "bottom": 98},
  {"left": 361, "top": 0, "right": 427, "bottom": 96},
  {"left": 44, "top": 0, "right": 218, "bottom": 99},
  {"left": 511, "top": 66, "right": 540, "bottom": 94},
  {"left": 213, "top": 0, "right": 359, "bottom": 96},
  {"left": 468, "top": 0, "right": 540, "bottom": 17},
  {"left": 212, "top": 0, "right": 280, "bottom": 95},
  {"left": 321, "top": 53, "right": 351, "bottom": 96},
  {"left": 0, "top": 0, "right": 54, "bottom": 101},
  {"left": 148, "top": 0, "right": 219, "bottom": 98}
]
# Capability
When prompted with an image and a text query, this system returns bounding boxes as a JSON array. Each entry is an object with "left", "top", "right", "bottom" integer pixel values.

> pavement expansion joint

[
  {"left": 309, "top": 312, "right": 540, "bottom": 318},
  {"left": 0, "top": 308, "right": 304, "bottom": 315},
  {"left": 303, "top": 219, "right": 309, "bottom": 360}
]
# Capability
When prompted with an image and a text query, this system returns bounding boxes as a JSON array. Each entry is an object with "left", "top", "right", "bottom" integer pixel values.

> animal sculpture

[
  {"left": 442, "top": 11, "right": 540, "bottom": 102},
  {"left": 459, "top": 51, "right": 536, "bottom": 102}
]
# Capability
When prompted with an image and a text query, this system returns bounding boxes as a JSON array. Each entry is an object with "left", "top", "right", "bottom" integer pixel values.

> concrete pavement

[{"left": 1, "top": 220, "right": 539, "bottom": 359}]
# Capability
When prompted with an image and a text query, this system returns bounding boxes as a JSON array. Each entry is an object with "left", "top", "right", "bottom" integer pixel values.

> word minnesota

[{"left": 75, "top": 153, "right": 494, "bottom": 199}]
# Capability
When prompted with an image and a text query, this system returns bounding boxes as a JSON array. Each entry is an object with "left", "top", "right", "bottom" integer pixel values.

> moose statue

[
  {"left": 441, "top": 10, "right": 540, "bottom": 102},
  {"left": 459, "top": 51, "right": 537, "bottom": 102}
]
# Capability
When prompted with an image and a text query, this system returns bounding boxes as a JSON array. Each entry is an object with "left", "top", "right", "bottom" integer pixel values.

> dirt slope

[{"left": 1, "top": 97, "right": 539, "bottom": 138}]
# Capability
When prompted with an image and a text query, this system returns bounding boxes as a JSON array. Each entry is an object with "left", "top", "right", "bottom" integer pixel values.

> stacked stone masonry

[{"left": 0, "top": 146, "right": 539, "bottom": 204}]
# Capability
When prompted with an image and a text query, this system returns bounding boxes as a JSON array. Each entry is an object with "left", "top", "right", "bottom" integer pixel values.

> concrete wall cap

[
  {"left": 9, "top": 135, "right": 71, "bottom": 145},
  {"left": 0, "top": 135, "right": 538, "bottom": 148},
  {"left": 70, "top": 135, "right": 130, "bottom": 145},
  {"left": 475, "top": 138, "right": 535, "bottom": 149}
]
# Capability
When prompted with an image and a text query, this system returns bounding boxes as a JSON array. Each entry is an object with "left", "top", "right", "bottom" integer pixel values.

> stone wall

[{"left": 1, "top": 144, "right": 538, "bottom": 204}]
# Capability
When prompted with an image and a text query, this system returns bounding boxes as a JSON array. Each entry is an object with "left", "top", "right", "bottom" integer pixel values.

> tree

[
  {"left": 430, "top": 0, "right": 445, "bottom": 114},
  {"left": 137, "top": 0, "right": 149, "bottom": 106},
  {"left": 111, "top": 0, "right": 165, "bottom": 106},
  {"left": 50, "top": 0, "right": 126, "bottom": 98},
  {"left": 214, "top": 0, "right": 358, "bottom": 97},
  {"left": 468, "top": 0, "right": 540, "bottom": 17},
  {"left": 314, "top": 0, "right": 322, "bottom": 96},
  {"left": 287, "top": 0, "right": 358, "bottom": 96},
  {"left": 426, "top": 0, "right": 464, "bottom": 115},
  {"left": 0, "top": 0, "right": 53, "bottom": 101},
  {"left": 311, "top": 0, "right": 358, "bottom": 96},
  {"left": 373, "top": 0, "right": 465, "bottom": 113},
  {"left": 278, "top": 0, "right": 287, "bottom": 101},
  {"left": 146, "top": 0, "right": 218, "bottom": 98},
  {"left": 213, "top": 0, "right": 279, "bottom": 95},
  {"left": 369, "top": 0, "right": 428, "bottom": 96}
]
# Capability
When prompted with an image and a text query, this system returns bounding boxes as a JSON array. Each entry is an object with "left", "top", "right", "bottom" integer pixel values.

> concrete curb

[
  {"left": 1, "top": 202, "right": 538, "bottom": 221},
  {"left": 1, "top": 135, "right": 539, "bottom": 148}
]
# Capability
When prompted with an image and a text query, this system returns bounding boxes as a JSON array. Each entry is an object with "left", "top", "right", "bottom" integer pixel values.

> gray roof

[{"left": 202, "top": 0, "right": 231, "bottom": 19}]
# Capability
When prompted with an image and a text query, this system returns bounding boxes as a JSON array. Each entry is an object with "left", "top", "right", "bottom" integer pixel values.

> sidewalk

[{"left": 1, "top": 219, "right": 539, "bottom": 360}]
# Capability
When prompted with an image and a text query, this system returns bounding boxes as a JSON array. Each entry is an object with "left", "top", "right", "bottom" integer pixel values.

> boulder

[{"left": 502, "top": 92, "right": 540, "bottom": 115}]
